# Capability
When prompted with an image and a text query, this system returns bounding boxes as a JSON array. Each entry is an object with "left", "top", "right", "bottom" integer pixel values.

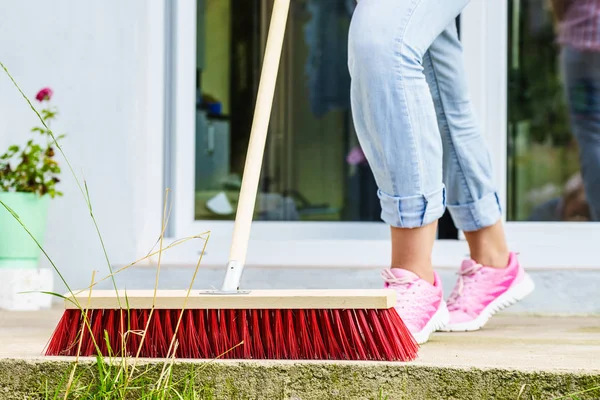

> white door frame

[{"left": 137, "top": 0, "right": 600, "bottom": 271}]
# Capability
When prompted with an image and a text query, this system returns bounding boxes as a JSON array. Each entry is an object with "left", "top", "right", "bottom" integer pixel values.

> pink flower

[
  {"left": 346, "top": 146, "right": 368, "bottom": 166},
  {"left": 35, "top": 87, "right": 53, "bottom": 102}
]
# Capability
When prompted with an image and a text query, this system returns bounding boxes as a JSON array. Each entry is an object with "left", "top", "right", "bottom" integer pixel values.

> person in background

[
  {"left": 347, "top": 0, "right": 535, "bottom": 344},
  {"left": 552, "top": 0, "right": 600, "bottom": 220},
  {"left": 528, "top": 172, "right": 591, "bottom": 221}
]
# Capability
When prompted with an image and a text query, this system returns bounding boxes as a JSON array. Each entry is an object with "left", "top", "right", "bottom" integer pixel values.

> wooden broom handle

[{"left": 222, "top": 0, "right": 290, "bottom": 291}]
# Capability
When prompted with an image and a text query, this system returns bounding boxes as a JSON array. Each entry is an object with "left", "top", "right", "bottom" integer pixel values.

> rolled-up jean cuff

[
  {"left": 447, "top": 192, "right": 502, "bottom": 232},
  {"left": 378, "top": 186, "right": 446, "bottom": 228}
]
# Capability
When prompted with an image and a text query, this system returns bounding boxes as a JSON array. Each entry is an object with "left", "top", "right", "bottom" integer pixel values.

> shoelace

[
  {"left": 447, "top": 262, "right": 483, "bottom": 311},
  {"left": 380, "top": 269, "right": 417, "bottom": 287}
]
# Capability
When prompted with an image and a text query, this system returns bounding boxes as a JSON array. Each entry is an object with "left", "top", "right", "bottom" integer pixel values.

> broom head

[{"left": 45, "top": 289, "right": 418, "bottom": 361}]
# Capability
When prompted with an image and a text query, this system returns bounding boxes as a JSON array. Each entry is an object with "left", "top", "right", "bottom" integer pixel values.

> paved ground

[{"left": 0, "top": 308, "right": 599, "bottom": 373}]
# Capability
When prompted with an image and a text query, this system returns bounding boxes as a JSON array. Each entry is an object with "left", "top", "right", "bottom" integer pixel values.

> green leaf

[
  {"left": 17, "top": 290, "right": 69, "bottom": 300},
  {"left": 41, "top": 109, "right": 57, "bottom": 121}
]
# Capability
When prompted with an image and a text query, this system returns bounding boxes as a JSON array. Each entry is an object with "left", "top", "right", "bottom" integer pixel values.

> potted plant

[{"left": 0, "top": 87, "right": 63, "bottom": 308}]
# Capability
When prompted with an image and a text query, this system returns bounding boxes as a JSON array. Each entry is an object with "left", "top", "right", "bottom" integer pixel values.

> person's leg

[
  {"left": 349, "top": 0, "right": 470, "bottom": 275},
  {"left": 422, "top": 23, "right": 534, "bottom": 332},
  {"left": 348, "top": 0, "right": 469, "bottom": 343},
  {"left": 422, "top": 23, "right": 508, "bottom": 266},
  {"left": 561, "top": 46, "right": 600, "bottom": 220}
]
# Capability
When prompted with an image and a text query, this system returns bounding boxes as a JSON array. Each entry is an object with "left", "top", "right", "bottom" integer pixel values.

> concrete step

[{"left": 0, "top": 309, "right": 599, "bottom": 399}]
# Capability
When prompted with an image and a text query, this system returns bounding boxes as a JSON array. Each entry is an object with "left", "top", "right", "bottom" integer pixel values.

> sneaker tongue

[
  {"left": 460, "top": 259, "right": 478, "bottom": 271},
  {"left": 388, "top": 268, "right": 420, "bottom": 280}
]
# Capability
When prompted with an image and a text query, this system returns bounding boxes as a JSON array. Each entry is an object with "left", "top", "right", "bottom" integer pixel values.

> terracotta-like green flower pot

[{"left": 0, "top": 192, "right": 50, "bottom": 269}]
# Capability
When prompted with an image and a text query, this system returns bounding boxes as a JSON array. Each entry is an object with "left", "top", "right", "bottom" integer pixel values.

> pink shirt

[{"left": 559, "top": 0, "right": 600, "bottom": 51}]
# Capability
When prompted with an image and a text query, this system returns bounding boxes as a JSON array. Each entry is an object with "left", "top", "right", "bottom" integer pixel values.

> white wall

[{"left": 0, "top": 0, "right": 165, "bottom": 293}]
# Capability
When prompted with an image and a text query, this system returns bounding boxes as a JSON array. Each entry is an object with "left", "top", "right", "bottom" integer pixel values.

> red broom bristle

[
  {"left": 284, "top": 310, "right": 299, "bottom": 359},
  {"left": 163, "top": 310, "right": 175, "bottom": 355},
  {"left": 84, "top": 310, "right": 102, "bottom": 356},
  {"left": 343, "top": 309, "right": 368, "bottom": 360},
  {"left": 367, "top": 309, "right": 395, "bottom": 360},
  {"left": 67, "top": 310, "right": 81, "bottom": 354},
  {"left": 218, "top": 310, "right": 230, "bottom": 356},
  {"left": 174, "top": 310, "right": 186, "bottom": 357},
  {"left": 296, "top": 309, "right": 314, "bottom": 359},
  {"left": 250, "top": 310, "right": 264, "bottom": 359},
  {"left": 78, "top": 310, "right": 92, "bottom": 355},
  {"left": 45, "top": 307, "right": 418, "bottom": 361},
  {"left": 127, "top": 309, "right": 141, "bottom": 356},
  {"left": 228, "top": 309, "right": 241, "bottom": 358},
  {"left": 181, "top": 310, "right": 199, "bottom": 358},
  {"left": 140, "top": 310, "right": 151, "bottom": 356},
  {"left": 356, "top": 309, "right": 382, "bottom": 360},
  {"left": 105, "top": 310, "right": 116, "bottom": 355},
  {"left": 118, "top": 310, "right": 126, "bottom": 356},
  {"left": 319, "top": 310, "right": 341, "bottom": 359},
  {"left": 209, "top": 310, "right": 222, "bottom": 356},
  {"left": 150, "top": 310, "right": 167, "bottom": 357},
  {"left": 45, "top": 309, "right": 74, "bottom": 356},
  {"left": 197, "top": 310, "right": 211, "bottom": 357},
  {"left": 273, "top": 310, "right": 286, "bottom": 359},
  {"left": 331, "top": 310, "right": 353, "bottom": 360},
  {"left": 380, "top": 307, "right": 418, "bottom": 360},
  {"left": 308, "top": 309, "right": 327, "bottom": 359},
  {"left": 261, "top": 310, "right": 275, "bottom": 358},
  {"left": 240, "top": 310, "right": 252, "bottom": 359}
]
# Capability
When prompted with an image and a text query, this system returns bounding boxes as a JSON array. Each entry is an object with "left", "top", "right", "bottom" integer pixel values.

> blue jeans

[
  {"left": 560, "top": 45, "right": 600, "bottom": 221},
  {"left": 348, "top": 0, "right": 501, "bottom": 231}
]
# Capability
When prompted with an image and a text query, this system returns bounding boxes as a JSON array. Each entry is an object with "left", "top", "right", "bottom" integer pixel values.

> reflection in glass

[
  {"left": 194, "top": 0, "right": 384, "bottom": 222},
  {"left": 508, "top": 0, "right": 599, "bottom": 222}
]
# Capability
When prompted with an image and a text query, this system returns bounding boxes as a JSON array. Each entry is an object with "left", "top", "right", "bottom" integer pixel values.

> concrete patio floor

[
  {"left": 0, "top": 308, "right": 599, "bottom": 399},
  {"left": 1, "top": 308, "right": 599, "bottom": 372}
]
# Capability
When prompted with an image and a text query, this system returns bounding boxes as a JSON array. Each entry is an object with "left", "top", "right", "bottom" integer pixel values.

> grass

[{"left": 40, "top": 356, "right": 217, "bottom": 400}]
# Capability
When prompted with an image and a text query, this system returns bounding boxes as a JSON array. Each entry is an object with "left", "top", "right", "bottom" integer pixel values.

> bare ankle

[
  {"left": 464, "top": 220, "right": 510, "bottom": 268},
  {"left": 390, "top": 222, "right": 438, "bottom": 284}
]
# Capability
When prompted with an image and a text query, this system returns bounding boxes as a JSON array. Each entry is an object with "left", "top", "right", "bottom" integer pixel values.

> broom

[{"left": 44, "top": 0, "right": 419, "bottom": 361}]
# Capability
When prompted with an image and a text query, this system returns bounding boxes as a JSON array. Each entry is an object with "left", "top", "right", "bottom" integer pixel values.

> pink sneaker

[
  {"left": 382, "top": 268, "right": 449, "bottom": 344},
  {"left": 442, "top": 252, "right": 535, "bottom": 332}
]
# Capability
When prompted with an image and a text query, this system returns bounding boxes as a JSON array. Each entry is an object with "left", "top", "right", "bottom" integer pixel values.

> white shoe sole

[
  {"left": 440, "top": 273, "right": 535, "bottom": 332},
  {"left": 412, "top": 301, "right": 450, "bottom": 344}
]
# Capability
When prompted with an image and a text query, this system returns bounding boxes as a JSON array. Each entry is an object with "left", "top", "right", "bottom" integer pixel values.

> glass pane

[
  {"left": 194, "top": 0, "right": 385, "bottom": 222},
  {"left": 507, "top": 0, "right": 597, "bottom": 222}
]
